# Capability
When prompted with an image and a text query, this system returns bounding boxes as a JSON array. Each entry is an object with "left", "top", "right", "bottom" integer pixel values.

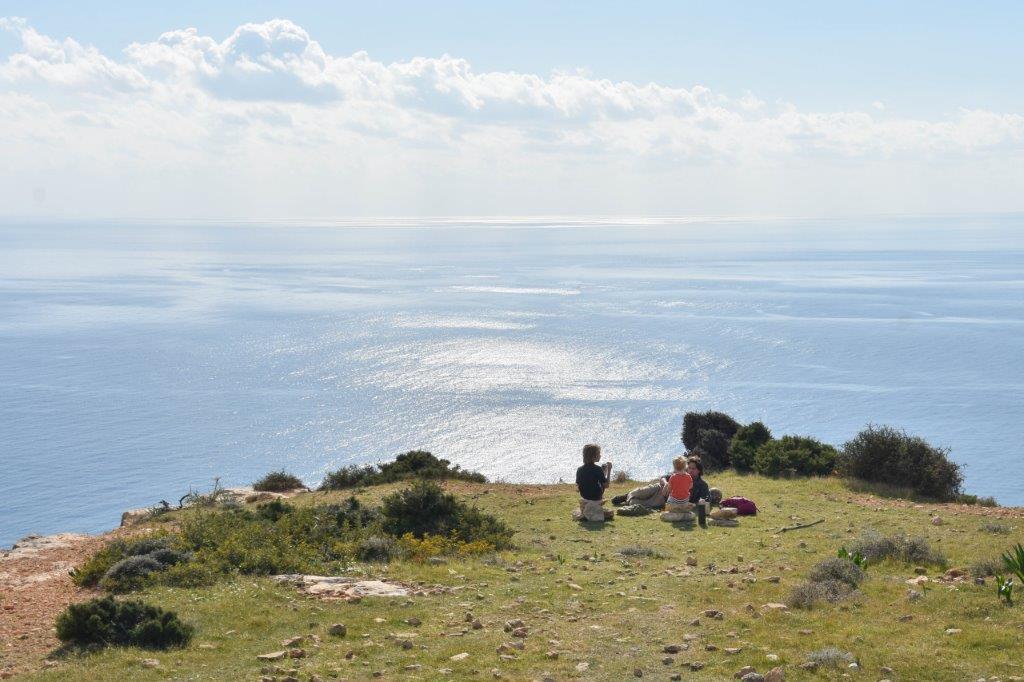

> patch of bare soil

[{"left": 0, "top": 532, "right": 111, "bottom": 678}]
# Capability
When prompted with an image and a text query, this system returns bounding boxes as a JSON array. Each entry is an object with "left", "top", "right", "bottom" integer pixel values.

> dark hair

[
  {"left": 582, "top": 444, "right": 601, "bottom": 465},
  {"left": 687, "top": 456, "right": 704, "bottom": 477}
]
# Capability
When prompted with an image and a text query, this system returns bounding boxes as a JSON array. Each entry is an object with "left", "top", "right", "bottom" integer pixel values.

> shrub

[
  {"left": 612, "top": 470, "right": 630, "bottom": 484},
  {"left": 730, "top": 421, "right": 772, "bottom": 472},
  {"left": 971, "top": 557, "right": 1002, "bottom": 578},
  {"left": 100, "top": 556, "right": 165, "bottom": 593},
  {"left": 160, "top": 561, "right": 217, "bottom": 588},
  {"left": 253, "top": 470, "right": 305, "bottom": 492},
  {"left": 808, "top": 557, "right": 866, "bottom": 588},
  {"left": 381, "top": 481, "right": 513, "bottom": 548},
  {"left": 849, "top": 531, "right": 946, "bottom": 567},
  {"left": 55, "top": 596, "right": 193, "bottom": 650},
  {"left": 72, "top": 535, "right": 178, "bottom": 589},
  {"left": 681, "top": 411, "right": 740, "bottom": 451},
  {"left": 837, "top": 425, "right": 963, "bottom": 501},
  {"left": 693, "top": 429, "right": 731, "bottom": 470},
  {"left": 357, "top": 535, "right": 402, "bottom": 562},
  {"left": 753, "top": 435, "right": 837, "bottom": 477},
  {"left": 788, "top": 580, "right": 859, "bottom": 609},
  {"left": 956, "top": 493, "right": 998, "bottom": 507},
  {"left": 982, "top": 523, "right": 1012, "bottom": 535},
  {"left": 806, "top": 647, "right": 856, "bottom": 668},
  {"left": 320, "top": 451, "right": 487, "bottom": 491},
  {"left": 617, "top": 546, "right": 664, "bottom": 559}
]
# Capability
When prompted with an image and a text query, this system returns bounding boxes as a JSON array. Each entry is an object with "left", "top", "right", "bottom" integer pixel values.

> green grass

[{"left": 27, "top": 473, "right": 1024, "bottom": 681}]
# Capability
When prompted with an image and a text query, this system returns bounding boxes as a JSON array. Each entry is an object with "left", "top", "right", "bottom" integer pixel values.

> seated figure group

[{"left": 573, "top": 443, "right": 723, "bottom": 524}]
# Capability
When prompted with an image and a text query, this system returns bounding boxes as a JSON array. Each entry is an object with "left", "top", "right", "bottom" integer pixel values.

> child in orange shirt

[{"left": 663, "top": 456, "right": 693, "bottom": 505}]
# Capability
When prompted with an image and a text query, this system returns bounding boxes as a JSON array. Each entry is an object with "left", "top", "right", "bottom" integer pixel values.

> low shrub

[
  {"left": 380, "top": 481, "right": 513, "bottom": 548},
  {"left": 806, "top": 647, "right": 856, "bottom": 668},
  {"left": 160, "top": 561, "right": 218, "bottom": 588},
  {"left": 100, "top": 556, "right": 165, "bottom": 593},
  {"left": 320, "top": 451, "right": 486, "bottom": 491},
  {"left": 617, "top": 546, "right": 664, "bottom": 559},
  {"left": 788, "top": 580, "right": 859, "bottom": 609},
  {"left": 252, "top": 470, "right": 305, "bottom": 492},
  {"left": 837, "top": 425, "right": 963, "bottom": 501},
  {"left": 730, "top": 421, "right": 772, "bottom": 472},
  {"left": 956, "top": 493, "right": 998, "bottom": 507},
  {"left": 808, "top": 557, "right": 866, "bottom": 588},
  {"left": 55, "top": 596, "right": 193, "bottom": 650},
  {"left": 849, "top": 531, "right": 946, "bottom": 567},
  {"left": 356, "top": 535, "right": 402, "bottom": 562},
  {"left": 971, "top": 557, "right": 1002, "bottom": 578},
  {"left": 72, "top": 535, "right": 179, "bottom": 590},
  {"left": 681, "top": 411, "right": 740, "bottom": 451},
  {"left": 612, "top": 470, "right": 630, "bottom": 484},
  {"left": 753, "top": 435, "right": 837, "bottom": 477},
  {"left": 982, "top": 522, "right": 1012, "bottom": 535}
]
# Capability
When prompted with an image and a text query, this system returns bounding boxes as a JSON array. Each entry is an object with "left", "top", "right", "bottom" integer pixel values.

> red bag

[{"left": 720, "top": 496, "right": 758, "bottom": 515}]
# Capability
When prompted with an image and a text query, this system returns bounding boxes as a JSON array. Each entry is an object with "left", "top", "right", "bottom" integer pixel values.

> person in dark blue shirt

[{"left": 575, "top": 443, "right": 611, "bottom": 501}]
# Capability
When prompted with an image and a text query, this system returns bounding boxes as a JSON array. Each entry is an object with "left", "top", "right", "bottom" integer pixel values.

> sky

[{"left": 1, "top": 1, "right": 1023, "bottom": 219}]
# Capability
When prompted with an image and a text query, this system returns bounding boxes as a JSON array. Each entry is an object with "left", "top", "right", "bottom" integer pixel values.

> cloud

[{"left": 1, "top": 17, "right": 1022, "bottom": 217}]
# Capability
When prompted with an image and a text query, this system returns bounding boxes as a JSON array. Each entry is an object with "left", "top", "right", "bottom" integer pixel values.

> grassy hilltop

[{"left": 14, "top": 471, "right": 1024, "bottom": 682}]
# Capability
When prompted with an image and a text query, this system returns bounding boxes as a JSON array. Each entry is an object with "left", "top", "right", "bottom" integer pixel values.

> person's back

[
  {"left": 576, "top": 462, "right": 607, "bottom": 501},
  {"left": 664, "top": 456, "right": 692, "bottom": 504}
]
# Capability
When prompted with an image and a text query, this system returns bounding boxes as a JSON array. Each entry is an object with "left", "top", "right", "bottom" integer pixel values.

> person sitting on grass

[
  {"left": 573, "top": 443, "right": 614, "bottom": 522},
  {"left": 662, "top": 456, "right": 693, "bottom": 509},
  {"left": 686, "top": 456, "right": 710, "bottom": 504}
]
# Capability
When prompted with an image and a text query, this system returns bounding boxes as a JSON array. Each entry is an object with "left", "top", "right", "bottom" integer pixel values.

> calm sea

[{"left": 2, "top": 217, "right": 1022, "bottom": 546}]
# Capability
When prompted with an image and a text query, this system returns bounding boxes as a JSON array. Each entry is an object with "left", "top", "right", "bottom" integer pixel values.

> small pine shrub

[
  {"left": 808, "top": 557, "right": 866, "bottom": 588},
  {"left": 681, "top": 411, "right": 740, "bottom": 451},
  {"left": 100, "top": 556, "right": 165, "bottom": 593},
  {"left": 971, "top": 557, "right": 1002, "bottom": 578},
  {"left": 837, "top": 425, "right": 963, "bottom": 501},
  {"left": 381, "top": 481, "right": 513, "bottom": 548},
  {"left": 55, "top": 596, "right": 193, "bottom": 650},
  {"left": 730, "top": 421, "right": 772, "bottom": 472},
  {"left": 753, "top": 435, "right": 837, "bottom": 477},
  {"left": 982, "top": 522, "right": 1011, "bottom": 535},
  {"left": 72, "top": 535, "right": 177, "bottom": 589},
  {"left": 252, "top": 470, "right": 305, "bottom": 492}
]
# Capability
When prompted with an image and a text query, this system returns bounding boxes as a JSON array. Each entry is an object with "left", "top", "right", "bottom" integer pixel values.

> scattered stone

[
  {"left": 945, "top": 628, "right": 962, "bottom": 635},
  {"left": 404, "top": 664, "right": 423, "bottom": 671},
  {"left": 724, "top": 647, "right": 743, "bottom": 654},
  {"left": 735, "top": 666, "right": 757, "bottom": 678},
  {"left": 690, "top": 662, "right": 705, "bottom": 671},
  {"left": 281, "top": 636, "right": 304, "bottom": 647},
  {"left": 141, "top": 659, "right": 159, "bottom": 669},
  {"left": 741, "top": 674, "right": 764, "bottom": 682},
  {"left": 762, "top": 603, "right": 788, "bottom": 612},
  {"left": 766, "top": 576, "right": 781, "bottom": 583},
  {"left": 766, "top": 654, "right": 779, "bottom": 662},
  {"left": 287, "top": 648, "right": 306, "bottom": 659},
  {"left": 400, "top": 639, "right": 414, "bottom": 650},
  {"left": 898, "top": 614, "right": 914, "bottom": 622},
  {"left": 663, "top": 656, "right": 674, "bottom": 665},
  {"left": 800, "top": 661, "right": 818, "bottom": 670},
  {"left": 664, "top": 644, "right": 683, "bottom": 654},
  {"left": 546, "top": 651, "right": 559, "bottom": 659},
  {"left": 764, "top": 666, "right": 785, "bottom": 682},
  {"left": 472, "top": 619, "right": 484, "bottom": 630},
  {"left": 798, "top": 629, "right": 813, "bottom": 635},
  {"left": 634, "top": 668, "right": 643, "bottom": 677},
  {"left": 328, "top": 623, "right": 347, "bottom": 637},
  {"left": 256, "top": 651, "right": 287, "bottom": 661},
  {"left": 931, "top": 516, "right": 944, "bottom": 526},
  {"left": 512, "top": 627, "right": 529, "bottom": 638},
  {"left": 686, "top": 556, "right": 698, "bottom": 566},
  {"left": 576, "top": 662, "right": 590, "bottom": 672},
  {"left": 405, "top": 617, "right": 422, "bottom": 626},
  {"left": 706, "top": 644, "right": 719, "bottom": 651},
  {"left": 881, "top": 667, "right": 894, "bottom": 675},
  {"left": 702, "top": 609, "right": 725, "bottom": 619},
  {"left": 450, "top": 652, "right": 470, "bottom": 661}
]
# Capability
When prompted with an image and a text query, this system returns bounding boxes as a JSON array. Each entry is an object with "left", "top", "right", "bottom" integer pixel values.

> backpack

[{"left": 720, "top": 496, "right": 758, "bottom": 515}]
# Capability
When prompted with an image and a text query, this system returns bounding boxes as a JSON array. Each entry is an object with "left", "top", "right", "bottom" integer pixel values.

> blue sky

[{"left": 1, "top": 2, "right": 1022, "bottom": 217}]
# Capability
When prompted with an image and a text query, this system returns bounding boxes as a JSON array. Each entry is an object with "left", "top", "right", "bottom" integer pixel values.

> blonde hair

[
  {"left": 672, "top": 456, "right": 686, "bottom": 471},
  {"left": 583, "top": 444, "right": 602, "bottom": 464}
]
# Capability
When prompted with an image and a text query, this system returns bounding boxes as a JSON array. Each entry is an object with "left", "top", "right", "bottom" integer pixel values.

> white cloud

[{"left": 1, "top": 17, "right": 1022, "bottom": 218}]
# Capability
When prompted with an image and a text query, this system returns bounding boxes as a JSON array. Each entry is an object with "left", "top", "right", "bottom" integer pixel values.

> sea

[{"left": 2, "top": 216, "right": 1022, "bottom": 547}]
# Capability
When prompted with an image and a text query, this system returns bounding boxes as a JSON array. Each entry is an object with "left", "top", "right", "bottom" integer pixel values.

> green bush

[
  {"left": 730, "top": 421, "right": 772, "bottom": 472},
  {"left": 681, "top": 411, "right": 740, "bottom": 452},
  {"left": 837, "top": 425, "right": 963, "bottom": 501},
  {"left": 356, "top": 535, "right": 403, "bottom": 562},
  {"left": 100, "top": 556, "right": 165, "bottom": 593},
  {"left": 320, "top": 451, "right": 486, "bottom": 491},
  {"left": 381, "top": 481, "right": 513, "bottom": 548},
  {"left": 55, "top": 596, "right": 193, "bottom": 650},
  {"left": 693, "top": 429, "right": 731, "bottom": 470},
  {"left": 252, "top": 470, "right": 305, "bottom": 492},
  {"left": 72, "top": 535, "right": 180, "bottom": 590},
  {"left": 753, "top": 435, "right": 837, "bottom": 477}
]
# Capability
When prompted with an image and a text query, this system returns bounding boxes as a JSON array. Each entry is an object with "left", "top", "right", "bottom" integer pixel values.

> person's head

[
  {"left": 686, "top": 456, "right": 704, "bottom": 479},
  {"left": 582, "top": 443, "right": 602, "bottom": 465},
  {"left": 672, "top": 456, "right": 686, "bottom": 472}
]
